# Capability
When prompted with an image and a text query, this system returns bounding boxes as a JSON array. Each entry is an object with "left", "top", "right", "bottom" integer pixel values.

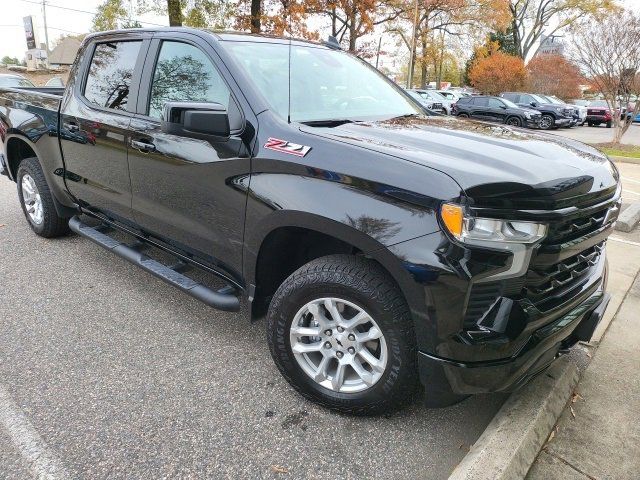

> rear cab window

[{"left": 83, "top": 41, "right": 142, "bottom": 111}]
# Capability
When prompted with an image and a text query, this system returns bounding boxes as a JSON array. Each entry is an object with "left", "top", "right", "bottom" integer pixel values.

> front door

[
  {"left": 127, "top": 35, "right": 253, "bottom": 273},
  {"left": 59, "top": 38, "right": 147, "bottom": 220}
]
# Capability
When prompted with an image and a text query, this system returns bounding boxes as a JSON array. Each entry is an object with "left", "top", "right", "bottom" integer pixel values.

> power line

[
  {"left": 18, "top": 0, "right": 167, "bottom": 27},
  {"left": 0, "top": 24, "right": 82, "bottom": 35}
]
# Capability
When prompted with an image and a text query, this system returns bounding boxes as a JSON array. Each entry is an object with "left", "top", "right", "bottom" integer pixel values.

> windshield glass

[
  {"left": 501, "top": 98, "right": 519, "bottom": 109},
  {"left": 224, "top": 42, "right": 419, "bottom": 122},
  {"left": 530, "top": 94, "right": 548, "bottom": 104},
  {"left": 0, "top": 76, "right": 35, "bottom": 87},
  {"left": 590, "top": 100, "right": 609, "bottom": 107},
  {"left": 547, "top": 96, "right": 565, "bottom": 105},
  {"left": 419, "top": 90, "right": 446, "bottom": 101}
]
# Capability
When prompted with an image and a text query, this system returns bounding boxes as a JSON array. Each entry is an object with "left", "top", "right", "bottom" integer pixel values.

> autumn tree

[
  {"left": 92, "top": 0, "right": 128, "bottom": 31},
  {"left": 389, "top": 0, "right": 510, "bottom": 88},
  {"left": 235, "top": 0, "right": 319, "bottom": 39},
  {"left": 570, "top": 12, "right": 640, "bottom": 144},
  {"left": 526, "top": 54, "right": 582, "bottom": 100},
  {"left": 508, "top": 0, "right": 616, "bottom": 59},
  {"left": 468, "top": 42, "right": 526, "bottom": 94}
]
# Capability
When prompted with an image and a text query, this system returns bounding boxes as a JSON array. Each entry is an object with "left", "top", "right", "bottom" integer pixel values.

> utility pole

[
  {"left": 406, "top": 0, "right": 418, "bottom": 89},
  {"left": 41, "top": 0, "right": 50, "bottom": 63}
]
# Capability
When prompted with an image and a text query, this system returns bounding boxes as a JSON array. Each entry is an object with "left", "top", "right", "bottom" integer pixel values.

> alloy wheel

[{"left": 21, "top": 174, "right": 44, "bottom": 225}]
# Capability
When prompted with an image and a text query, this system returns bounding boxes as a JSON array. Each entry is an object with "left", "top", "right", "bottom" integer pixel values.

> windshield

[
  {"left": 590, "top": 100, "right": 609, "bottom": 107},
  {"left": 0, "top": 76, "right": 35, "bottom": 88},
  {"left": 530, "top": 94, "right": 548, "bottom": 104},
  {"left": 501, "top": 98, "right": 520, "bottom": 109},
  {"left": 419, "top": 90, "right": 446, "bottom": 101},
  {"left": 546, "top": 96, "right": 565, "bottom": 105},
  {"left": 224, "top": 42, "right": 419, "bottom": 123}
]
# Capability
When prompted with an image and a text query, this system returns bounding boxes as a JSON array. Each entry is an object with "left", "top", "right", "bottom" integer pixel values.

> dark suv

[
  {"left": 454, "top": 95, "right": 541, "bottom": 128},
  {"left": 501, "top": 92, "right": 575, "bottom": 130}
]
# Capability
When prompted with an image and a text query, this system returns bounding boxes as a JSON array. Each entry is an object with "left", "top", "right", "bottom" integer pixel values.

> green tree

[
  {"left": 1, "top": 56, "right": 20, "bottom": 65},
  {"left": 92, "top": 0, "right": 128, "bottom": 31}
]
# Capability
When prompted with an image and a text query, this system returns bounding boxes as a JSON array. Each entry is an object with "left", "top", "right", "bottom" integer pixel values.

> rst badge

[{"left": 264, "top": 138, "right": 311, "bottom": 157}]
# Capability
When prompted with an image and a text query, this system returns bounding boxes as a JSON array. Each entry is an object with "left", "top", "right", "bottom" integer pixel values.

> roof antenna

[{"left": 324, "top": 35, "right": 341, "bottom": 50}]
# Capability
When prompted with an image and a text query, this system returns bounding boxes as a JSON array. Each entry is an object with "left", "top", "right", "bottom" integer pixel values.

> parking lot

[
  {"left": 0, "top": 180, "right": 508, "bottom": 479},
  {"left": 551, "top": 121, "right": 640, "bottom": 146}
]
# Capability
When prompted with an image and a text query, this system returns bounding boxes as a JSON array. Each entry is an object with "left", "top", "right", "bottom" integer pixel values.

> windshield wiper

[{"left": 300, "top": 119, "right": 358, "bottom": 127}]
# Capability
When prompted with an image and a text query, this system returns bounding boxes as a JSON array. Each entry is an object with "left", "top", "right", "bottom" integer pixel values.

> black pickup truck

[{"left": 0, "top": 28, "right": 620, "bottom": 414}]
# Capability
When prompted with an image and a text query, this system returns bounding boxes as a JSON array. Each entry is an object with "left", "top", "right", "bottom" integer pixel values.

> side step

[{"left": 69, "top": 216, "right": 240, "bottom": 312}]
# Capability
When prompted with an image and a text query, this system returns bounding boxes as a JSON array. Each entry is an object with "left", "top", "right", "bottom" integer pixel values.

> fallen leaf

[
  {"left": 270, "top": 465, "right": 289, "bottom": 474},
  {"left": 586, "top": 351, "right": 592, "bottom": 358},
  {"left": 571, "top": 392, "right": 584, "bottom": 403},
  {"left": 458, "top": 443, "right": 465, "bottom": 449},
  {"left": 0, "top": 224, "right": 6, "bottom": 228},
  {"left": 570, "top": 405, "right": 576, "bottom": 419},
  {"left": 548, "top": 430, "right": 555, "bottom": 442}
]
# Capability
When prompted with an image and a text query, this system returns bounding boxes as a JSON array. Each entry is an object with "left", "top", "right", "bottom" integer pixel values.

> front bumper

[
  {"left": 586, "top": 115, "right": 611, "bottom": 123},
  {"left": 418, "top": 285, "right": 609, "bottom": 394},
  {"left": 555, "top": 117, "right": 572, "bottom": 127}
]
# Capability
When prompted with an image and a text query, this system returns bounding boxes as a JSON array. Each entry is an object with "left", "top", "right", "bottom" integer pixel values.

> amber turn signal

[{"left": 440, "top": 203, "right": 463, "bottom": 238}]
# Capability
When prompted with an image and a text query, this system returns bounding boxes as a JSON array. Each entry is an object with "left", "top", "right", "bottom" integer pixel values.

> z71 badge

[{"left": 264, "top": 138, "right": 312, "bottom": 157}]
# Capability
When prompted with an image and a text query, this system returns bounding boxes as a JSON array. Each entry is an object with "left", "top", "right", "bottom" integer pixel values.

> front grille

[
  {"left": 524, "top": 242, "right": 604, "bottom": 310},
  {"left": 587, "top": 109, "right": 607, "bottom": 115},
  {"left": 544, "top": 205, "right": 610, "bottom": 245}
]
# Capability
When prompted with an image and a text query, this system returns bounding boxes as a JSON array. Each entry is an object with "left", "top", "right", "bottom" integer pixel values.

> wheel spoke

[
  {"left": 307, "top": 302, "right": 332, "bottom": 328},
  {"left": 292, "top": 342, "right": 323, "bottom": 354},
  {"left": 355, "top": 326, "right": 381, "bottom": 343},
  {"left": 324, "top": 298, "right": 343, "bottom": 323},
  {"left": 341, "top": 311, "right": 371, "bottom": 330},
  {"left": 331, "top": 362, "right": 346, "bottom": 391},
  {"left": 358, "top": 348, "right": 385, "bottom": 373},
  {"left": 350, "top": 357, "right": 374, "bottom": 386},
  {"left": 313, "top": 354, "right": 331, "bottom": 382},
  {"left": 290, "top": 325, "right": 321, "bottom": 337}
]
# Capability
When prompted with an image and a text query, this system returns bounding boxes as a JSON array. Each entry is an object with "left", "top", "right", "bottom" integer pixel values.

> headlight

[
  {"left": 524, "top": 111, "right": 532, "bottom": 119},
  {"left": 440, "top": 203, "right": 547, "bottom": 244}
]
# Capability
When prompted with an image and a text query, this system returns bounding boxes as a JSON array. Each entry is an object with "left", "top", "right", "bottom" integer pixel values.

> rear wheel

[
  {"left": 506, "top": 116, "right": 522, "bottom": 127},
  {"left": 457, "top": 113, "right": 469, "bottom": 118},
  {"left": 267, "top": 255, "right": 419, "bottom": 415},
  {"left": 16, "top": 157, "right": 70, "bottom": 238},
  {"left": 606, "top": 120, "right": 612, "bottom": 128},
  {"left": 539, "top": 114, "right": 554, "bottom": 130}
]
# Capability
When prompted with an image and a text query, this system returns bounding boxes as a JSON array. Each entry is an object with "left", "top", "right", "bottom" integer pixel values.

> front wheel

[
  {"left": 539, "top": 114, "right": 555, "bottom": 130},
  {"left": 506, "top": 116, "right": 522, "bottom": 127},
  {"left": 267, "top": 255, "right": 419, "bottom": 415},
  {"left": 16, "top": 157, "right": 70, "bottom": 238},
  {"left": 457, "top": 113, "right": 469, "bottom": 118},
  {"left": 606, "top": 120, "right": 612, "bottom": 128}
]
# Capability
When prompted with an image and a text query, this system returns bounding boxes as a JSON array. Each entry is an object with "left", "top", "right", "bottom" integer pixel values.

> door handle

[
  {"left": 63, "top": 122, "right": 80, "bottom": 133},
  {"left": 131, "top": 139, "right": 156, "bottom": 153}
]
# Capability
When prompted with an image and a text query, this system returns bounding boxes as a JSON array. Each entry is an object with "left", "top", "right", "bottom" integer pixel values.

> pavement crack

[{"left": 545, "top": 450, "right": 597, "bottom": 480}]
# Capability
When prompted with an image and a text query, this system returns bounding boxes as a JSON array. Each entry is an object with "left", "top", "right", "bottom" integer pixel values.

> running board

[{"left": 69, "top": 216, "right": 240, "bottom": 312}]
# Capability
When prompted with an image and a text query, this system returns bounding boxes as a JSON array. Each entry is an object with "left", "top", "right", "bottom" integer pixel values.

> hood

[{"left": 300, "top": 116, "right": 618, "bottom": 209}]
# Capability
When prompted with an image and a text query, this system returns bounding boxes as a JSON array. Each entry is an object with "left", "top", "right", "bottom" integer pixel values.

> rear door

[
  {"left": 488, "top": 97, "right": 508, "bottom": 123},
  {"left": 59, "top": 35, "right": 149, "bottom": 220},
  {"left": 469, "top": 97, "right": 489, "bottom": 120},
  {"left": 126, "top": 32, "right": 254, "bottom": 273}
]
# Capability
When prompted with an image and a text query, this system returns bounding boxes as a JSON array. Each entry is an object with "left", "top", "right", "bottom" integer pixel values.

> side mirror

[
  {"left": 500, "top": 105, "right": 507, "bottom": 109},
  {"left": 530, "top": 102, "right": 538, "bottom": 107},
  {"left": 162, "top": 101, "right": 230, "bottom": 139}
]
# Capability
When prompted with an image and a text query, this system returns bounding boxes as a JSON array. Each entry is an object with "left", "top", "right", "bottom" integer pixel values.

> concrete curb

[
  {"left": 610, "top": 155, "right": 640, "bottom": 165},
  {"left": 448, "top": 357, "right": 579, "bottom": 480},
  {"left": 615, "top": 202, "right": 640, "bottom": 233}
]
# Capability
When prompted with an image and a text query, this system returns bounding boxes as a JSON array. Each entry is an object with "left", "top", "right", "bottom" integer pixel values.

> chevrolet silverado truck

[{"left": 0, "top": 28, "right": 621, "bottom": 414}]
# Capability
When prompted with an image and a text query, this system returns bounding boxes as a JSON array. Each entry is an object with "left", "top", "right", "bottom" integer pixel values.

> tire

[
  {"left": 267, "top": 254, "right": 419, "bottom": 415},
  {"left": 539, "top": 114, "right": 554, "bottom": 130},
  {"left": 16, "top": 157, "right": 70, "bottom": 238},
  {"left": 606, "top": 120, "right": 612, "bottom": 128},
  {"left": 587, "top": 122, "right": 593, "bottom": 127},
  {"left": 506, "top": 116, "right": 522, "bottom": 127},
  {"left": 457, "top": 113, "right": 469, "bottom": 118}
]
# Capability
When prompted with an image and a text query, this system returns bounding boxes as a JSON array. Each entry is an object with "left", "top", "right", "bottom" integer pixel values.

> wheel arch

[{"left": 246, "top": 212, "right": 417, "bottom": 321}]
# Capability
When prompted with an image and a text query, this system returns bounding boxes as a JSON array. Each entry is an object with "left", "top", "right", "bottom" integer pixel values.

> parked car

[
  {"left": 500, "top": 92, "right": 574, "bottom": 130},
  {"left": 409, "top": 89, "right": 448, "bottom": 114},
  {"left": 406, "top": 90, "right": 444, "bottom": 114},
  {"left": 0, "top": 28, "right": 620, "bottom": 414},
  {"left": 436, "top": 90, "right": 463, "bottom": 104},
  {"left": 538, "top": 95, "right": 585, "bottom": 126},
  {"left": 586, "top": 100, "right": 613, "bottom": 127},
  {"left": 0, "top": 74, "right": 35, "bottom": 88},
  {"left": 454, "top": 95, "right": 541, "bottom": 128},
  {"left": 45, "top": 77, "right": 65, "bottom": 87}
]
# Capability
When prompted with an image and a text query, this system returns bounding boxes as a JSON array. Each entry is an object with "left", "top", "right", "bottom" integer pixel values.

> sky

[{"left": 1, "top": 0, "right": 639, "bottom": 61}]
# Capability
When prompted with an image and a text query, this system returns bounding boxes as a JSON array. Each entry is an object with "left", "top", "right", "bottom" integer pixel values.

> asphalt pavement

[
  {"left": 550, "top": 122, "right": 640, "bottom": 145},
  {"left": 0, "top": 179, "right": 505, "bottom": 480}
]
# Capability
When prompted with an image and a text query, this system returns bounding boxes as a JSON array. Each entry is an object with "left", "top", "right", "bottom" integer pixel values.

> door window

[
  {"left": 488, "top": 98, "right": 504, "bottom": 108},
  {"left": 84, "top": 41, "right": 142, "bottom": 111},
  {"left": 474, "top": 97, "right": 489, "bottom": 107},
  {"left": 148, "top": 41, "right": 230, "bottom": 120}
]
